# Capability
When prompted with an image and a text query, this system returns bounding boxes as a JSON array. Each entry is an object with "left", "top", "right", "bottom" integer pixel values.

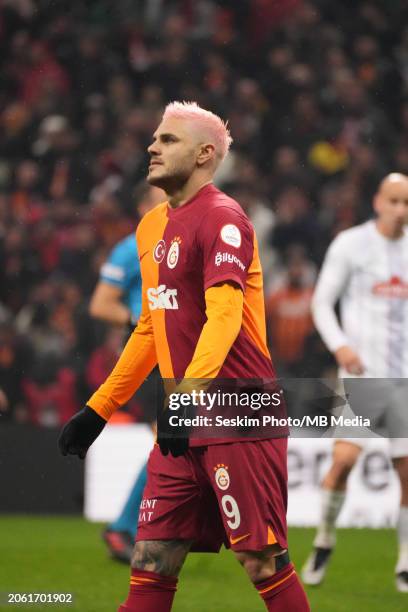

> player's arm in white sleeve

[{"left": 312, "top": 234, "right": 365, "bottom": 374}]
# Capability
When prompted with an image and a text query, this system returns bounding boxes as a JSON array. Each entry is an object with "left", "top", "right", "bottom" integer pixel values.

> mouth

[{"left": 149, "top": 160, "right": 163, "bottom": 169}]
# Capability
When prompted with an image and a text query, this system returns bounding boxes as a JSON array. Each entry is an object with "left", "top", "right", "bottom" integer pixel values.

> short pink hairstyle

[{"left": 162, "top": 101, "right": 232, "bottom": 161}]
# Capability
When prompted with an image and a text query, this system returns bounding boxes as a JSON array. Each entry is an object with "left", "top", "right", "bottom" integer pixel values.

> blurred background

[
  {"left": 2, "top": 3, "right": 408, "bottom": 610},
  {"left": 0, "top": 0, "right": 406, "bottom": 508}
]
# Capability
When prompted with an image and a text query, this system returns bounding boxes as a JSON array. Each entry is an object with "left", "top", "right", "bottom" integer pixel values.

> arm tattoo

[{"left": 132, "top": 539, "right": 192, "bottom": 576}]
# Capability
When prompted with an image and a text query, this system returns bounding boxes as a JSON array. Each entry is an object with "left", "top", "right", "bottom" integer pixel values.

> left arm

[
  {"left": 158, "top": 282, "right": 243, "bottom": 456},
  {"left": 184, "top": 282, "right": 243, "bottom": 380}
]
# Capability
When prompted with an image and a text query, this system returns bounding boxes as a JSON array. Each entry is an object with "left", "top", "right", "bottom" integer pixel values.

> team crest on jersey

[
  {"left": 167, "top": 236, "right": 181, "bottom": 269},
  {"left": 214, "top": 463, "right": 230, "bottom": 491},
  {"left": 153, "top": 240, "right": 166, "bottom": 263},
  {"left": 221, "top": 224, "right": 241, "bottom": 248}
]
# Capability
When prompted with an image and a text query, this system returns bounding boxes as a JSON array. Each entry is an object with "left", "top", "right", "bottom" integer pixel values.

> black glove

[
  {"left": 157, "top": 396, "right": 195, "bottom": 458},
  {"left": 58, "top": 406, "right": 106, "bottom": 459}
]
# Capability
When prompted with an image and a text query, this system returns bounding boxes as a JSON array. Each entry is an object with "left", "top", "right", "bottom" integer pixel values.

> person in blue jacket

[{"left": 89, "top": 184, "right": 163, "bottom": 562}]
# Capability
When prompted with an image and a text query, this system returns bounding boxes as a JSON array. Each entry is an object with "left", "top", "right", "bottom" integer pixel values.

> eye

[{"left": 161, "top": 135, "right": 177, "bottom": 143}]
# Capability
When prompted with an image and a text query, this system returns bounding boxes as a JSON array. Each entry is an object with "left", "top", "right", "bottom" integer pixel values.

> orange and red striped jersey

[
  {"left": 88, "top": 183, "right": 275, "bottom": 419},
  {"left": 137, "top": 183, "right": 274, "bottom": 379}
]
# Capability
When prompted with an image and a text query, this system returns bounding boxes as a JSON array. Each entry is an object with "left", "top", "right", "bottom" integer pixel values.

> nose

[{"left": 148, "top": 140, "right": 160, "bottom": 156}]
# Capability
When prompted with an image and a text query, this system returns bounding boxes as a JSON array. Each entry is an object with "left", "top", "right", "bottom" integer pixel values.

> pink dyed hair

[{"left": 162, "top": 101, "right": 233, "bottom": 161}]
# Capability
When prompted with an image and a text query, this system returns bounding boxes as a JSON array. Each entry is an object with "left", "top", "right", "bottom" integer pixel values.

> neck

[
  {"left": 167, "top": 174, "right": 213, "bottom": 208},
  {"left": 375, "top": 219, "right": 404, "bottom": 240}
]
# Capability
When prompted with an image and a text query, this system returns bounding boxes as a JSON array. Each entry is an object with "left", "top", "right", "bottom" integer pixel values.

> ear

[{"left": 197, "top": 143, "right": 216, "bottom": 166}]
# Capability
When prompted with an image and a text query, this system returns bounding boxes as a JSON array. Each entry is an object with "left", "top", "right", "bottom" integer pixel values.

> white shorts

[{"left": 329, "top": 378, "right": 408, "bottom": 458}]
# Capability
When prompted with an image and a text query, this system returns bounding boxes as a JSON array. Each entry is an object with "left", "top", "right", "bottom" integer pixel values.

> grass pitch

[{"left": 0, "top": 516, "right": 406, "bottom": 611}]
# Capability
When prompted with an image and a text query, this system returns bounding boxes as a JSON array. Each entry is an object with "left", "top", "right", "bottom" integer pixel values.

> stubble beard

[{"left": 147, "top": 164, "right": 192, "bottom": 194}]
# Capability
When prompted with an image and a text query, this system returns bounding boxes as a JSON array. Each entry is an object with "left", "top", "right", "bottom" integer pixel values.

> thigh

[
  {"left": 137, "top": 445, "right": 202, "bottom": 543},
  {"left": 137, "top": 445, "right": 225, "bottom": 553},
  {"left": 203, "top": 438, "right": 288, "bottom": 552}
]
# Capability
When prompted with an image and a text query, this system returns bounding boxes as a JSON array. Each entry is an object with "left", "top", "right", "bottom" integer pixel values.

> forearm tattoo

[{"left": 132, "top": 539, "right": 192, "bottom": 576}]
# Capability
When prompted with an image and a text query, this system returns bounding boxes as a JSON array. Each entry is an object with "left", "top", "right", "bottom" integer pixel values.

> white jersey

[{"left": 312, "top": 220, "right": 408, "bottom": 377}]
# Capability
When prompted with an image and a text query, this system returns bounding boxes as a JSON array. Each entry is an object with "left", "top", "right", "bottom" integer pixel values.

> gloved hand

[
  {"left": 58, "top": 406, "right": 107, "bottom": 459},
  {"left": 157, "top": 395, "right": 195, "bottom": 458}
]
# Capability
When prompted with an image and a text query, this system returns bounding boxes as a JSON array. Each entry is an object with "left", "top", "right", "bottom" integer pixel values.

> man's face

[
  {"left": 147, "top": 117, "right": 199, "bottom": 190},
  {"left": 374, "top": 178, "right": 408, "bottom": 233}
]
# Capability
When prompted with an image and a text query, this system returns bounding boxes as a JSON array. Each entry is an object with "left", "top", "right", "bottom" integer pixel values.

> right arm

[
  {"left": 89, "top": 234, "right": 141, "bottom": 326},
  {"left": 89, "top": 282, "right": 131, "bottom": 326},
  {"left": 312, "top": 234, "right": 364, "bottom": 374},
  {"left": 58, "top": 291, "right": 157, "bottom": 458},
  {"left": 58, "top": 229, "right": 157, "bottom": 458},
  {"left": 87, "top": 291, "right": 157, "bottom": 421}
]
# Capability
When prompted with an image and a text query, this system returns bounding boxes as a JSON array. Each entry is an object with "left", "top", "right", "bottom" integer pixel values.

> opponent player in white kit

[{"left": 302, "top": 173, "right": 408, "bottom": 592}]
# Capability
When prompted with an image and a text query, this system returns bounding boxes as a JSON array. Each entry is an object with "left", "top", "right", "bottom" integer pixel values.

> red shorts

[{"left": 137, "top": 438, "right": 288, "bottom": 553}]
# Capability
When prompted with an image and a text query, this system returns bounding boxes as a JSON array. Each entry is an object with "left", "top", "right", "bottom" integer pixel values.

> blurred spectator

[
  {"left": 270, "top": 186, "right": 320, "bottom": 261},
  {"left": 86, "top": 327, "right": 125, "bottom": 391},
  {"left": 22, "top": 353, "right": 78, "bottom": 427},
  {"left": 0, "top": 324, "right": 30, "bottom": 421},
  {"left": 0, "top": 0, "right": 407, "bottom": 424},
  {"left": 266, "top": 247, "right": 315, "bottom": 375}
]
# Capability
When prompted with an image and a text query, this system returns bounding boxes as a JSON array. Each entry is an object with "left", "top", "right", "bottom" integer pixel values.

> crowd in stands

[{"left": 1, "top": 0, "right": 407, "bottom": 425}]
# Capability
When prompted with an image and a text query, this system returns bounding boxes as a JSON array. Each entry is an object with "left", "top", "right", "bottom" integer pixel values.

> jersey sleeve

[
  {"left": 183, "top": 283, "right": 243, "bottom": 380},
  {"left": 311, "top": 232, "right": 352, "bottom": 352},
  {"left": 199, "top": 207, "right": 254, "bottom": 292},
  {"left": 100, "top": 235, "right": 139, "bottom": 289},
  {"left": 87, "top": 240, "right": 156, "bottom": 420}
]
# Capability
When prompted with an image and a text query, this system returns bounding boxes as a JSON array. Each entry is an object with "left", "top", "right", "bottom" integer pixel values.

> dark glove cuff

[{"left": 83, "top": 405, "right": 107, "bottom": 433}]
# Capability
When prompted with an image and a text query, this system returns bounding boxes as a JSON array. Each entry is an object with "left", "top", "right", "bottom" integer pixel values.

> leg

[
  {"left": 302, "top": 440, "right": 362, "bottom": 585},
  {"left": 104, "top": 462, "right": 148, "bottom": 563},
  {"left": 131, "top": 538, "right": 192, "bottom": 575},
  {"left": 110, "top": 462, "right": 148, "bottom": 537},
  {"left": 322, "top": 440, "right": 362, "bottom": 491},
  {"left": 235, "top": 543, "right": 283, "bottom": 583},
  {"left": 118, "top": 445, "right": 205, "bottom": 611},
  {"left": 236, "top": 546, "right": 310, "bottom": 611},
  {"left": 317, "top": 440, "right": 362, "bottom": 545},
  {"left": 119, "top": 539, "right": 192, "bottom": 611},
  {"left": 392, "top": 454, "right": 408, "bottom": 592},
  {"left": 204, "top": 439, "right": 310, "bottom": 610}
]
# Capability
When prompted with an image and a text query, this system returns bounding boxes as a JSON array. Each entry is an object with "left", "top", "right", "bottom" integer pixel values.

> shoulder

[
  {"left": 327, "top": 222, "right": 370, "bottom": 254},
  {"left": 108, "top": 233, "right": 137, "bottom": 264},
  {"left": 203, "top": 187, "right": 253, "bottom": 233},
  {"left": 136, "top": 201, "right": 168, "bottom": 245},
  {"left": 137, "top": 201, "right": 168, "bottom": 232},
  {"left": 207, "top": 187, "right": 248, "bottom": 217}
]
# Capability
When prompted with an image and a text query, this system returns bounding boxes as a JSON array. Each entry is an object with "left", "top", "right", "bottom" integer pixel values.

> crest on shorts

[
  {"left": 167, "top": 236, "right": 181, "bottom": 269},
  {"left": 214, "top": 463, "right": 230, "bottom": 490}
]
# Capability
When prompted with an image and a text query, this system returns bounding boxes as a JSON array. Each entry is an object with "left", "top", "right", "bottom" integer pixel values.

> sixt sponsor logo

[
  {"left": 147, "top": 285, "right": 179, "bottom": 310},
  {"left": 215, "top": 251, "right": 245, "bottom": 271}
]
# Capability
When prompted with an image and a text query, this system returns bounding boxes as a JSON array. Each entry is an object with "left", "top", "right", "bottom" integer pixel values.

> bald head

[
  {"left": 374, "top": 173, "right": 408, "bottom": 238},
  {"left": 377, "top": 172, "right": 408, "bottom": 195}
]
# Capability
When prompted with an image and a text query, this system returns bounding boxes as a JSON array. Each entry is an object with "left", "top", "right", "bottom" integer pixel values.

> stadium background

[{"left": 1, "top": 1, "right": 408, "bottom": 610}]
